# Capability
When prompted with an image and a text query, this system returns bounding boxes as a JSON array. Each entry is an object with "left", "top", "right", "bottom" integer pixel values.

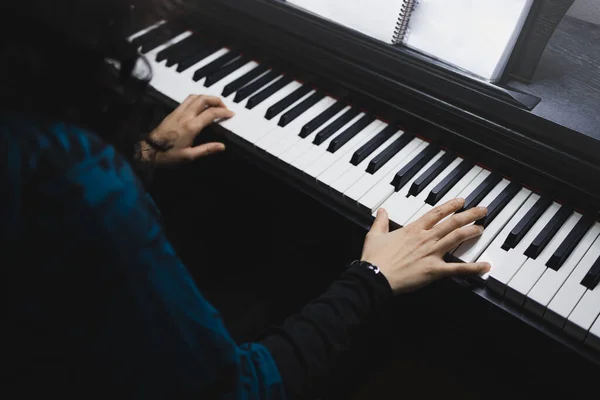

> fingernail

[
  {"left": 477, "top": 225, "right": 485, "bottom": 234},
  {"left": 482, "top": 263, "right": 491, "bottom": 272}
]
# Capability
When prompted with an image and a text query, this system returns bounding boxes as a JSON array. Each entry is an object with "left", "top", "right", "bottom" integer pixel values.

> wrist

[
  {"left": 138, "top": 140, "right": 157, "bottom": 163},
  {"left": 351, "top": 260, "right": 382, "bottom": 275},
  {"left": 348, "top": 260, "right": 393, "bottom": 297}
]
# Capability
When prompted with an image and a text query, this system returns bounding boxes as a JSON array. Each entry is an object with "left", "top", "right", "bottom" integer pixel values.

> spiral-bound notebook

[{"left": 287, "top": 0, "right": 534, "bottom": 82}]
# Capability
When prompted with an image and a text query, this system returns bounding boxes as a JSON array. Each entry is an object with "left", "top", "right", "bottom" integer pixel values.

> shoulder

[
  {"left": 1, "top": 113, "right": 161, "bottom": 244},
  {"left": 0, "top": 114, "right": 122, "bottom": 175},
  {"left": 1, "top": 113, "right": 155, "bottom": 219}
]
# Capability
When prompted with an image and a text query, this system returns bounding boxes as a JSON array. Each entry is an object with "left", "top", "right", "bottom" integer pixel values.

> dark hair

[{"left": 0, "top": 0, "right": 185, "bottom": 159}]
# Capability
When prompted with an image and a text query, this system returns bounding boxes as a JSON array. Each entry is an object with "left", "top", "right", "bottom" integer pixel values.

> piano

[{"left": 127, "top": 0, "right": 600, "bottom": 377}]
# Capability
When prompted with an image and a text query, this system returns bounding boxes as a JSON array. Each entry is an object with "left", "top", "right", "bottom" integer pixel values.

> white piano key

[
  {"left": 545, "top": 234, "right": 600, "bottom": 328},
  {"left": 352, "top": 141, "right": 428, "bottom": 211},
  {"left": 329, "top": 130, "right": 404, "bottom": 195},
  {"left": 378, "top": 151, "right": 447, "bottom": 224},
  {"left": 223, "top": 80, "right": 303, "bottom": 143},
  {"left": 505, "top": 211, "right": 582, "bottom": 305},
  {"left": 344, "top": 138, "right": 425, "bottom": 204},
  {"left": 194, "top": 62, "right": 265, "bottom": 123},
  {"left": 292, "top": 113, "right": 366, "bottom": 172},
  {"left": 482, "top": 199, "right": 558, "bottom": 293},
  {"left": 152, "top": 49, "right": 233, "bottom": 103},
  {"left": 254, "top": 89, "right": 318, "bottom": 151},
  {"left": 526, "top": 223, "right": 600, "bottom": 317},
  {"left": 307, "top": 120, "right": 385, "bottom": 180},
  {"left": 585, "top": 316, "right": 600, "bottom": 352},
  {"left": 316, "top": 122, "right": 389, "bottom": 187},
  {"left": 406, "top": 166, "right": 483, "bottom": 225},
  {"left": 564, "top": 282, "right": 600, "bottom": 341},
  {"left": 453, "top": 169, "right": 492, "bottom": 200},
  {"left": 453, "top": 179, "right": 531, "bottom": 267},
  {"left": 145, "top": 32, "right": 198, "bottom": 93},
  {"left": 128, "top": 20, "right": 167, "bottom": 41},
  {"left": 202, "top": 61, "right": 261, "bottom": 97},
  {"left": 278, "top": 105, "right": 352, "bottom": 165},
  {"left": 473, "top": 193, "right": 539, "bottom": 275},
  {"left": 388, "top": 157, "right": 464, "bottom": 227},
  {"left": 266, "top": 98, "right": 338, "bottom": 157},
  {"left": 219, "top": 75, "right": 290, "bottom": 136}
]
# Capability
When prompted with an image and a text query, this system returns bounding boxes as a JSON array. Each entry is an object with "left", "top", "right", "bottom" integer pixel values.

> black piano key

[
  {"left": 300, "top": 102, "right": 346, "bottom": 138},
  {"left": 351, "top": 125, "right": 398, "bottom": 166},
  {"left": 459, "top": 173, "right": 502, "bottom": 212},
  {"left": 246, "top": 76, "right": 293, "bottom": 109},
  {"left": 222, "top": 64, "right": 270, "bottom": 98},
  {"left": 313, "top": 108, "right": 361, "bottom": 145},
  {"left": 546, "top": 215, "right": 594, "bottom": 271},
  {"left": 475, "top": 181, "right": 522, "bottom": 228},
  {"left": 174, "top": 43, "right": 220, "bottom": 72},
  {"left": 265, "top": 85, "right": 313, "bottom": 120},
  {"left": 163, "top": 36, "right": 207, "bottom": 67},
  {"left": 278, "top": 92, "right": 326, "bottom": 127},
  {"left": 408, "top": 152, "right": 456, "bottom": 197},
  {"left": 235, "top": 70, "right": 281, "bottom": 103},
  {"left": 524, "top": 205, "right": 573, "bottom": 259},
  {"left": 366, "top": 134, "right": 415, "bottom": 174},
  {"left": 327, "top": 115, "right": 376, "bottom": 153},
  {"left": 156, "top": 34, "right": 197, "bottom": 62},
  {"left": 580, "top": 255, "right": 600, "bottom": 290},
  {"left": 204, "top": 57, "right": 249, "bottom": 87},
  {"left": 425, "top": 161, "right": 473, "bottom": 206},
  {"left": 391, "top": 145, "right": 439, "bottom": 191},
  {"left": 502, "top": 197, "right": 552, "bottom": 251},
  {"left": 192, "top": 51, "right": 239, "bottom": 82}
]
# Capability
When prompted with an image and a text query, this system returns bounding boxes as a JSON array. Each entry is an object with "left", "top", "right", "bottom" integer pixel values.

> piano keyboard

[{"left": 129, "top": 22, "right": 600, "bottom": 354}]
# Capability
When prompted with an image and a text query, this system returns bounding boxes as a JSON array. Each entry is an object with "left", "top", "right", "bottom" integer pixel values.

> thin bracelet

[{"left": 350, "top": 260, "right": 381, "bottom": 275}]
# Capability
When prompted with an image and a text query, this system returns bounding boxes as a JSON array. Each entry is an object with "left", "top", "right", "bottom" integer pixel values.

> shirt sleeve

[
  {"left": 16, "top": 127, "right": 287, "bottom": 399},
  {"left": 261, "top": 264, "right": 393, "bottom": 399}
]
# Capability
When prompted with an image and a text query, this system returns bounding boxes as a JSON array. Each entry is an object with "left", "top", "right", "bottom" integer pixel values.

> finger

[
  {"left": 172, "top": 94, "right": 200, "bottom": 117},
  {"left": 369, "top": 208, "right": 390, "bottom": 235},
  {"left": 431, "top": 206, "right": 487, "bottom": 240},
  {"left": 186, "top": 107, "right": 235, "bottom": 133},
  {"left": 436, "top": 262, "right": 491, "bottom": 278},
  {"left": 412, "top": 198, "right": 465, "bottom": 230},
  {"left": 435, "top": 224, "right": 484, "bottom": 252},
  {"left": 186, "top": 95, "right": 226, "bottom": 117},
  {"left": 179, "top": 142, "right": 226, "bottom": 161}
]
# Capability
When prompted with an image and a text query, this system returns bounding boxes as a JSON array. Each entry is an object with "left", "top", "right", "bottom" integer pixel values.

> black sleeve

[{"left": 261, "top": 262, "right": 394, "bottom": 399}]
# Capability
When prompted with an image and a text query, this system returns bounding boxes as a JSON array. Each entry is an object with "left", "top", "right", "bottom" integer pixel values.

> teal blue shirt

[{"left": 2, "top": 116, "right": 286, "bottom": 399}]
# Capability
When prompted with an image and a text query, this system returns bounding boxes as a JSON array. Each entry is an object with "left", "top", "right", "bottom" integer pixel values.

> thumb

[
  {"left": 370, "top": 208, "right": 390, "bottom": 235},
  {"left": 180, "top": 142, "right": 226, "bottom": 161}
]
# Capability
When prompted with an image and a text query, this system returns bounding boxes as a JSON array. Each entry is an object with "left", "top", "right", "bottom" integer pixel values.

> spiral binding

[{"left": 392, "top": 0, "right": 418, "bottom": 44}]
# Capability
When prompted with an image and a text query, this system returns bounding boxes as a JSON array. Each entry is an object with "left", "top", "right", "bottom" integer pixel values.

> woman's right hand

[{"left": 361, "top": 198, "right": 491, "bottom": 294}]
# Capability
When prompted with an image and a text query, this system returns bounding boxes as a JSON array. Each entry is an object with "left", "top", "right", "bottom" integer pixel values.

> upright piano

[{"left": 127, "top": 0, "right": 600, "bottom": 383}]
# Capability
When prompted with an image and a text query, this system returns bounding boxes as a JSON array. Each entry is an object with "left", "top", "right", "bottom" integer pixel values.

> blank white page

[
  {"left": 404, "top": 0, "right": 534, "bottom": 81},
  {"left": 287, "top": 0, "right": 404, "bottom": 44}
]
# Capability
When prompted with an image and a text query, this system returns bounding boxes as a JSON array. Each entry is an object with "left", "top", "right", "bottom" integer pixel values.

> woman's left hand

[{"left": 141, "top": 94, "right": 235, "bottom": 166}]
